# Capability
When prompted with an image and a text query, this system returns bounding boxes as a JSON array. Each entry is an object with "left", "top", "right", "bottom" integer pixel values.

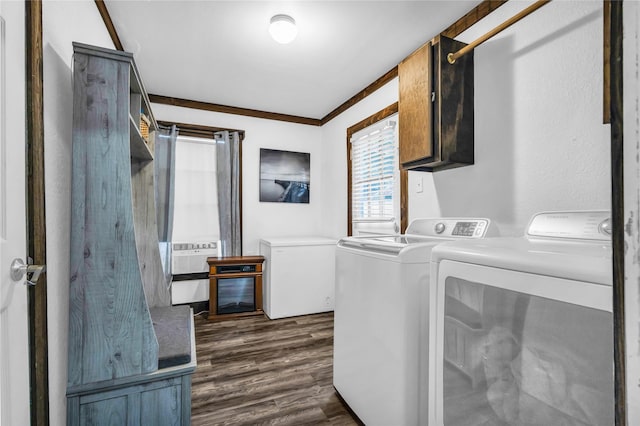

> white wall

[
  {"left": 319, "top": 79, "right": 445, "bottom": 239},
  {"left": 42, "top": 1, "right": 115, "bottom": 424},
  {"left": 624, "top": 2, "right": 640, "bottom": 423},
  {"left": 151, "top": 104, "right": 324, "bottom": 255},
  {"left": 432, "top": 0, "right": 610, "bottom": 236},
  {"left": 320, "top": 81, "right": 399, "bottom": 239},
  {"left": 322, "top": 1, "right": 610, "bottom": 238},
  {"left": 320, "top": 4, "right": 611, "bottom": 240}
]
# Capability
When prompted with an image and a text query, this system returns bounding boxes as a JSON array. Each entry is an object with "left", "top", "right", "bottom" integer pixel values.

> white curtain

[{"left": 172, "top": 136, "right": 220, "bottom": 243}]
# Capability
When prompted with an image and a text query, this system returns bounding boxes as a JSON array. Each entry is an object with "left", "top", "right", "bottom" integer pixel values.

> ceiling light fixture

[{"left": 269, "top": 14, "right": 297, "bottom": 44}]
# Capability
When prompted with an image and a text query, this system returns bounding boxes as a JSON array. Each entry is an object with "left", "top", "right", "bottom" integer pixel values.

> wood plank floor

[{"left": 191, "top": 312, "right": 361, "bottom": 426}]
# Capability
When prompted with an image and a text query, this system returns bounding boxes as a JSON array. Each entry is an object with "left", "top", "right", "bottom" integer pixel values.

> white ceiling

[{"left": 104, "top": 1, "right": 482, "bottom": 120}]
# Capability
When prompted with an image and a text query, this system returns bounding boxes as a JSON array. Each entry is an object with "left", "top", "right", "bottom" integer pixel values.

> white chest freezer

[{"left": 259, "top": 236, "right": 337, "bottom": 319}]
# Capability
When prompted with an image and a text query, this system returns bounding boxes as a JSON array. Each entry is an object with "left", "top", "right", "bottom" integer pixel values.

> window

[
  {"left": 351, "top": 120, "right": 397, "bottom": 220},
  {"left": 348, "top": 111, "right": 404, "bottom": 236},
  {"left": 172, "top": 136, "right": 220, "bottom": 243}
]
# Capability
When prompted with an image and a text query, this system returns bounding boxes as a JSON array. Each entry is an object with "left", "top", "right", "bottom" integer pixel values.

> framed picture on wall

[{"left": 259, "top": 148, "right": 310, "bottom": 203}]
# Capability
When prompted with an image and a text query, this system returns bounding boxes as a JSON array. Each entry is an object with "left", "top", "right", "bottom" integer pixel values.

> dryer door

[{"left": 432, "top": 260, "right": 613, "bottom": 426}]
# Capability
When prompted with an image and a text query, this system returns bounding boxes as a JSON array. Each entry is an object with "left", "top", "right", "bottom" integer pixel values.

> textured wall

[
  {"left": 319, "top": 79, "right": 401, "bottom": 239},
  {"left": 623, "top": 1, "right": 640, "bottom": 423},
  {"left": 321, "top": 1, "right": 610, "bottom": 239},
  {"left": 431, "top": 0, "right": 610, "bottom": 236}
]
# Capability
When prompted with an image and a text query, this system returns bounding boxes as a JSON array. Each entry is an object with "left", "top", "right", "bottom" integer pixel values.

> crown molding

[{"left": 95, "top": 1, "right": 506, "bottom": 126}]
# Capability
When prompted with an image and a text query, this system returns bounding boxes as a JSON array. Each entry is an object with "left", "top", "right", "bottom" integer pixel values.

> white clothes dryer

[
  {"left": 428, "top": 211, "right": 613, "bottom": 426},
  {"left": 333, "top": 218, "right": 494, "bottom": 426}
]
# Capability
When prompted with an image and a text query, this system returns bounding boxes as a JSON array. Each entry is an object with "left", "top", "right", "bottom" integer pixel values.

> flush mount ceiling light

[{"left": 269, "top": 14, "right": 297, "bottom": 44}]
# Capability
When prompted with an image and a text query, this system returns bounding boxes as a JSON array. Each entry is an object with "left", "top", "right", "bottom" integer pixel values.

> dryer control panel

[
  {"left": 406, "top": 218, "right": 493, "bottom": 238},
  {"left": 527, "top": 211, "right": 611, "bottom": 241}
]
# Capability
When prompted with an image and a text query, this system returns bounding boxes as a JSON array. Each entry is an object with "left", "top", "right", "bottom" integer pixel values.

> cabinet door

[
  {"left": 398, "top": 41, "right": 433, "bottom": 165},
  {"left": 140, "top": 385, "right": 182, "bottom": 425},
  {"left": 79, "top": 396, "right": 129, "bottom": 426}
]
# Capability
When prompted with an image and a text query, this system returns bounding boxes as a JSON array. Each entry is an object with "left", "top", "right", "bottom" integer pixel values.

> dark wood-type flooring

[{"left": 191, "top": 312, "right": 361, "bottom": 426}]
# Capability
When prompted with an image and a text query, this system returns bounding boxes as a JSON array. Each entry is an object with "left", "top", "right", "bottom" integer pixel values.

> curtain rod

[
  {"left": 447, "top": 0, "right": 551, "bottom": 64},
  {"left": 157, "top": 120, "right": 245, "bottom": 140}
]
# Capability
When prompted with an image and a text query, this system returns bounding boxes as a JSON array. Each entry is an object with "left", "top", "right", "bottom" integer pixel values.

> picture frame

[{"left": 259, "top": 148, "right": 310, "bottom": 203}]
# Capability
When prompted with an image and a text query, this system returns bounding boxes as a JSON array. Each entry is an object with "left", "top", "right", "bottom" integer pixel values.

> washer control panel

[
  {"left": 407, "top": 218, "right": 492, "bottom": 238},
  {"left": 451, "top": 221, "right": 486, "bottom": 237}
]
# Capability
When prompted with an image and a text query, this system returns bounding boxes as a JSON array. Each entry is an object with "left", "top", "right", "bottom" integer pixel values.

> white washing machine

[
  {"left": 333, "top": 218, "right": 494, "bottom": 426},
  {"left": 428, "top": 211, "right": 614, "bottom": 426}
]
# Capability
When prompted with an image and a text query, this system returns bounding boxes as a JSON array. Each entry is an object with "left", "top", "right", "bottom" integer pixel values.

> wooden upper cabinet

[
  {"left": 398, "top": 35, "right": 474, "bottom": 172},
  {"left": 399, "top": 41, "right": 433, "bottom": 165}
]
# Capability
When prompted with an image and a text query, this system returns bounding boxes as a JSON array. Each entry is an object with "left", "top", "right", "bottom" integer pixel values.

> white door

[{"left": 0, "top": 2, "right": 31, "bottom": 425}]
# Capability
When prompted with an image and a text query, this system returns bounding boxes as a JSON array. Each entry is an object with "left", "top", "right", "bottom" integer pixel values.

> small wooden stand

[{"left": 207, "top": 256, "right": 265, "bottom": 320}]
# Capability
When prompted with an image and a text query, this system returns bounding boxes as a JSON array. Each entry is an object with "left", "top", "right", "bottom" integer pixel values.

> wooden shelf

[
  {"left": 129, "top": 115, "right": 153, "bottom": 161},
  {"left": 68, "top": 42, "right": 191, "bottom": 425}
]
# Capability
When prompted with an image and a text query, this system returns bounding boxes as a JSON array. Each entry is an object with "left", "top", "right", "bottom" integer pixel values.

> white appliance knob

[
  {"left": 435, "top": 223, "right": 446, "bottom": 234},
  {"left": 599, "top": 218, "right": 612, "bottom": 236}
]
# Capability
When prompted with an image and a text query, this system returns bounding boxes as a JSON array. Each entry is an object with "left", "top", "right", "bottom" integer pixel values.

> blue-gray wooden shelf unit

[{"left": 67, "top": 42, "right": 196, "bottom": 426}]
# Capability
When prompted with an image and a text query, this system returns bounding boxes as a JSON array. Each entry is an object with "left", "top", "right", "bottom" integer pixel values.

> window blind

[
  {"left": 172, "top": 136, "right": 220, "bottom": 243},
  {"left": 350, "top": 120, "right": 397, "bottom": 221}
]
